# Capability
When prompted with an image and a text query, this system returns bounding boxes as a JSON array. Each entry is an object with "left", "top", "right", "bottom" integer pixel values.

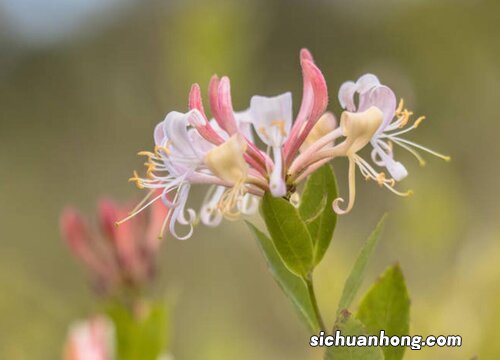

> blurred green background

[{"left": 1, "top": 0, "right": 499, "bottom": 358}]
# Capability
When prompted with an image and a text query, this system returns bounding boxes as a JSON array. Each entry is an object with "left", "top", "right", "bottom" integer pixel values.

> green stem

[{"left": 305, "top": 274, "right": 326, "bottom": 332}]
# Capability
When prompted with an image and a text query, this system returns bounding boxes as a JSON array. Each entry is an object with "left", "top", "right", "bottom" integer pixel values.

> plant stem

[{"left": 305, "top": 274, "right": 326, "bottom": 332}]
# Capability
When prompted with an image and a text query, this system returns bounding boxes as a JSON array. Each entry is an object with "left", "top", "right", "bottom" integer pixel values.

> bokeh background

[{"left": 1, "top": 0, "right": 499, "bottom": 359}]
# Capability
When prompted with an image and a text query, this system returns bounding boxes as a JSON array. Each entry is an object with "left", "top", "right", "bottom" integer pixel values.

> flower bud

[{"left": 300, "top": 112, "right": 337, "bottom": 152}]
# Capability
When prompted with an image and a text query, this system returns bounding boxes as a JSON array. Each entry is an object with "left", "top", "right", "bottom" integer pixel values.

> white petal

[
  {"left": 359, "top": 85, "right": 397, "bottom": 131},
  {"left": 371, "top": 145, "right": 408, "bottom": 181},
  {"left": 169, "top": 184, "right": 196, "bottom": 240},
  {"left": 338, "top": 81, "right": 357, "bottom": 111},
  {"left": 234, "top": 109, "right": 255, "bottom": 142},
  {"left": 200, "top": 186, "right": 225, "bottom": 227},
  {"left": 164, "top": 111, "right": 207, "bottom": 160},
  {"left": 238, "top": 193, "right": 259, "bottom": 215},
  {"left": 187, "top": 109, "right": 206, "bottom": 127},
  {"left": 356, "top": 73, "right": 381, "bottom": 94},
  {"left": 250, "top": 92, "right": 292, "bottom": 147},
  {"left": 154, "top": 121, "right": 166, "bottom": 146},
  {"left": 386, "top": 160, "right": 408, "bottom": 181}
]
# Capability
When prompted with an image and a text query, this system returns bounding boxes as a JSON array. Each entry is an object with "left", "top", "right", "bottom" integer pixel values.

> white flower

[
  {"left": 250, "top": 92, "right": 293, "bottom": 197},
  {"left": 339, "top": 74, "right": 450, "bottom": 182}
]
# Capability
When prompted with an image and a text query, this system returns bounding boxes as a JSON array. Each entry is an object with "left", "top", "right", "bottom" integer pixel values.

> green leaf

[
  {"left": 299, "top": 164, "right": 338, "bottom": 266},
  {"left": 325, "top": 310, "right": 384, "bottom": 360},
  {"left": 261, "top": 192, "right": 314, "bottom": 277},
  {"left": 107, "top": 300, "right": 169, "bottom": 360},
  {"left": 356, "top": 264, "right": 410, "bottom": 360},
  {"left": 336, "top": 214, "right": 387, "bottom": 315},
  {"left": 246, "top": 221, "right": 320, "bottom": 331}
]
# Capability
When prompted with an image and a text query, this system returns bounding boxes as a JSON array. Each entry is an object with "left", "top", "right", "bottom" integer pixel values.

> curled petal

[
  {"left": 338, "top": 81, "right": 357, "bottom": 111},
  {"left": 332, "top": 157, "right": 356, "bottom": 215},
  {"left": 385, "top": 160, "right": 408, "bottom": 181},
  {"left": 234, "top": 110, "right": 255, "bottom": 142},
  {"left": 164, "top": 111, "right": 206, "bottom": 159},
  {"left": 238, "top": 193, "right": 259, "bottom": 215},
  {"left": 359, "top": 85, "right": 397, "bottom": 131},
  {"left": 370, "top": 144, "right": 408, "bottom": 181},
  {"left": 187, "top": 110, "right": 224, "bottom": 145},
  {"left": 154, "top": 121, "right": 166, "bottom": 146},
  {"left": 200, "top": 186, "right": 225, "bottom": 227},
  {"left": 169, "top": 185, "right": 196, "bottom": 240},
  {"left": 356, "top": 73, "right": 381, "bottom": 94}
]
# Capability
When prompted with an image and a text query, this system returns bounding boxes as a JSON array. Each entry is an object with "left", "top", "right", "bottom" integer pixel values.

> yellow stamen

[
  {"left": 414, "top": 116, "right": 426, "bottom": 128},
  {"left": 128, "top": 171, "right": 144, "bottom": 189},
  {"left": 217, "top": 181, "right": 246, "bottom": 221},
  {"left": 138, "top": 150, "right": 155, "bottom": 157},
  {"left": 396, "top": 98, "right": 405, "bottom": 115},
  {"left": 258, "top": 127, "right": 269, "bottom": 140},
  {"left": 270, "top": 119, "right": 287, "bottom": 137},
  {"left": 154, "top": 144, "right": 171, "bottom": 156}
]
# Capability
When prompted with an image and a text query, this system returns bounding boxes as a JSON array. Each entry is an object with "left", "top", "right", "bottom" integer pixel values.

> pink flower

[
  {"left": 124, "top": 49, "right": 327, "bottom": 239},
  {"left": 123, "top": 49, "right": 447, "bottom": 236},
  {"left": 63, "top": 316, "right": 114, "bottom": 360},
  {"left": 60, "top": 196, "right": 167, "bottom": 295}
]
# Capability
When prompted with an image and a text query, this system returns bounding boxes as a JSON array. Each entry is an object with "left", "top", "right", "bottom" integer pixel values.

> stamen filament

[{"left": 391, "top": 137, "right": 451, "bottom": 162}]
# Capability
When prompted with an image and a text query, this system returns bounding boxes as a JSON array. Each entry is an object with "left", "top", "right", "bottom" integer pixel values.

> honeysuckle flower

[
  {"left": 289, "top": 73, "right": 449, "bottom": 214},
  {"left": 123, "top": 50, "right": 327, "bottom": 239},
  {"left": 338, "top": 73, "right": 450, "bottom": 181},
  {"left": 122, "top": 48, "right": 447, "bottom": 238},
  {"left": 63, "top": 316, "right": 114, "bottom": 360},
  {"left": 60, "top": 197, "right": 167, "bottom": 295},
  {"left": 250, "top": 92, "right": 293, "bottom": 197}
]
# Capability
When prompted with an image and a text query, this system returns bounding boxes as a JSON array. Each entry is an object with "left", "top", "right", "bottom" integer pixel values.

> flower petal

[
  {"left": 338, "top": 80, "right": 357, "bottom": 111},
  {"left": 250, "top": 92, "right": 292, "bottom": 147},
  {"left": 200, "top": 185, "right": 225, "bottom": 227},
  {"left": 359, "top": 85, "right": 397, "bottom": 131},
  {"left": 356, "top": 73, "right": 380, "bottom": 94}
]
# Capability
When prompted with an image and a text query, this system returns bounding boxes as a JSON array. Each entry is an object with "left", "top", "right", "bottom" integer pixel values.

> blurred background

[{"left": 1, "top": 0, "right": 499, "bottom": 358}]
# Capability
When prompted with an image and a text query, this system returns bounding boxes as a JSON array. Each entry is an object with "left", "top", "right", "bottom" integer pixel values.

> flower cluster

[
  {"left": 123, "top": 49, "right": 448, "bottom": 240},
  {"left": 60, "top": 197, "right": 167, "bottom": 295}
]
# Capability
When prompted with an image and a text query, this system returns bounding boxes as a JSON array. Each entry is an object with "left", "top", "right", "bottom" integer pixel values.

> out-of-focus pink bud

[
  {"left": 63, "top": 316, "right": 114, "bottom": 360},
  {"left": 60, "top": 208, "right": 111, "bottom": 284},
  {"left": 60, "top": 195, "right": 166, "bottom": 296}
]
